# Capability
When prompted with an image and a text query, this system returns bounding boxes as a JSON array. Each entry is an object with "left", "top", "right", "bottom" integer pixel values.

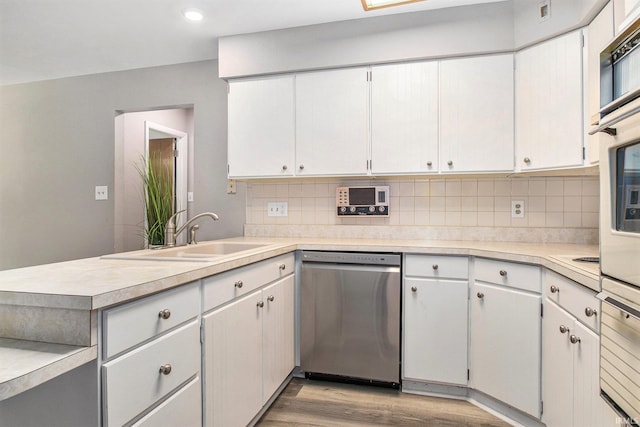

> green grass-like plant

[{"left": 136, "top": 152, "right": 174, "bottom": 247}]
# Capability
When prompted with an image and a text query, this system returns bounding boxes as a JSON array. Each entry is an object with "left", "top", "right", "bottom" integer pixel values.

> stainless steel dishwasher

[{"left": 299, "top": 251, "right": 401, "bottom": 387}]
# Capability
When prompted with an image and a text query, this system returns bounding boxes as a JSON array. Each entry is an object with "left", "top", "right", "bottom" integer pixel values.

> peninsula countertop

[{"left": 0, "top": 237, "right": 599, "bottom": 400}]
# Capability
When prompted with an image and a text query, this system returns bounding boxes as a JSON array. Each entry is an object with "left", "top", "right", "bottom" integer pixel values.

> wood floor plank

[{"left": 257, "top": 378, "right": 512, "bottom": 426}]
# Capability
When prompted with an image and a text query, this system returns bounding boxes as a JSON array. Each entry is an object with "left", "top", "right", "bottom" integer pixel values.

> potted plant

[{"left": 136, "top": 152, "right": 174, "bottom": 247}]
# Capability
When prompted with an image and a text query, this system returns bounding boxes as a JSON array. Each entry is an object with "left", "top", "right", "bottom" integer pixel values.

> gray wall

[{"left": 0, "top": 60, "right": 245, "bottom": 270}]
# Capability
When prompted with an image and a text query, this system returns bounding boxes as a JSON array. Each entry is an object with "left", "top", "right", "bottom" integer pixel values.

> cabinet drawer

[
  {"left": 203, "top": 253, "right": 294, "bottom": 312},
  {"left": 545, "top": 270, "right": 599, "bottom": 332},
  {"left": 474, "top": 258, "right": 540, "bottom": 293},
  {"left": 405, "top": 255, "right": 468, "bottom": 279},
  {"left": 103, "top": 282, "right": 199, "bottom": 359},
  {"left": 132, "top": 376, "right": 201, "bottom": 427},
  {"left": 102, "top": 320, "right": 200, "bottom": 427}
]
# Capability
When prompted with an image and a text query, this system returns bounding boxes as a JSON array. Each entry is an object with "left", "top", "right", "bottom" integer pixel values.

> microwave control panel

[{"left": 336, "top": 186, "right": 389, "bottom": 216}]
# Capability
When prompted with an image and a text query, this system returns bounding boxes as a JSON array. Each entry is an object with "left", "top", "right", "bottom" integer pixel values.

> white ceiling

[{"left": 0, "top": 0, "right": 505, "bottom": 85}]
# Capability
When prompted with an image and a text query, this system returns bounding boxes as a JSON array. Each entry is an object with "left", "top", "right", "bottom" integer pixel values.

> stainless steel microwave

[
  {"left": 336, "top": 186, "right": 389, "bottom": 216},
  {"left": 599, "top": 18, "right": 640, "bottom": 118}
]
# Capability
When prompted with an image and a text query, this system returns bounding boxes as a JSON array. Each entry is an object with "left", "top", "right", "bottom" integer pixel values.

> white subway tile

[
  {"left": 446, "top": 211, "right": 461, "bottom": 226},
  {"left": 563, "top": 196, "right": 581, "bottom": 212},
  {"left": 563, "top": 178, "right": 582, "bottom": 196},
  {"left": 546, "top": 179, "right": 564, "bottom": 196},
  {"left": 415, "top": 197, "right": 430, "bottom": 211},
  {"left": 582, "top": 178, "right": 599, "bottom": 196},
  {"left": 494, "top": 179, "right": 511, "bottom": 196},
  {"left": 430, "top": 196, "right": 446, "bottom": 212},
  {"left": 415, "top": 180, "right": 430, "bottom": 197},
  {"left": 529, "top": 196, "right": 546, "bottom": 212},
  {"left": 399, "top": 196, "right": 415, "bottom": 211},
  {"left": 446, "top": 196, "right": 461, "bottom": 212},
  {"left": 546, "top": 196, "right": 564, "bottom": 212},
  {"left": 563, "top": 212, "right": 581, "bottom": 227},
  {"left": 494, "top": 196, "right": 511, "bottom": 212},
  {"left": 415, "top": 211, "right": 430, "bottom": 225},
  {"left": 399, "top": 211, "right": 415, "bottom": 225},
  {"left": 461, "top": 180, "right": 478, "bottom": 196},
  {"left": 461, "top": 197, "right": 478, "bottom": 212},
  {"left": 545, "top": 212, "right": 564, "bottom": 227},
  {"left": 529, "top": 179, "right": 546, "bottom": 196},
  {"left": 528, "top": 212, "right": 546, "bottom": 227},
  {"left": 582, "top": 212, "right": 599, "bottom": 228},
  {"left": 288, "top": 184, "right": 303, "bottom": 197},
  {"left": 477, "top": 179, "right": 494, "bottom": 196},
  {"left": 399, "top": 181, "right": 415, "bottom": 197},
  {"left": 315, "top": 183, "right": 330, "bottom": 197},
  {"left": 478, "top": 196, "right": 495, "bottom": 212},
  {"left": 511, "top": 217, "right": 528, "bottom": 227},
  {"left": 494, "top": 212, "right": 511, "bottom": 227},
  {"left": 477, "top": 211, "right": 494, "bottom": 226},
  {"left": 446, "top": 180, "right": 461, "bottom": 196},
  {"left": 461, "top": 212, "right": 478, "bottom": 226},
  {"left": 582, "top": 196, "right": 599, "bottom": 212},
  {"left": 430, "top": 180, "right": 446, "bottom": 197},
  {"left": 276, "top": 184, "right": 289, "bottom": 198},
  {"left": 430, "top": 211, "right": 446, "bottom": 225},
  {"left": 511, "top": 179, "right": 529, "bottom": 196}
]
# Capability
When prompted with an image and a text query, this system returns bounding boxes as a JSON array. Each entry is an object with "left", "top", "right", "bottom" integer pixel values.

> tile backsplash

[{"left": 244, "top": 176, "right": 599, "bottom": 244}]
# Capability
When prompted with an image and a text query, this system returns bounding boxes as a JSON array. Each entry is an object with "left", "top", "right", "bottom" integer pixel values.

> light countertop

[{"left": 0, "top": 237, "right": 599, "bottom": 400}]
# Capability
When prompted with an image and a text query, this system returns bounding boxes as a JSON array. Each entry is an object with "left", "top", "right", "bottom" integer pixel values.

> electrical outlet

[
  {"left": 95, "top": 185, "right": 108, "bottom": 201},
  {"left": 511, "top": 200, "right": 525, "bottom": 218},
  {"left": 227, "top": 179, "right": 236, "bottom": 194},
  {"left": 267, "top": 202, "right": 288, "bottom": 217}
]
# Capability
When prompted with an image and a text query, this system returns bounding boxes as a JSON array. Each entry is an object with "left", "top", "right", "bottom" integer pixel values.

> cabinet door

[
  {"left": 262, "top": 275, "right": 295, "bottom": 403},
  {"left": 542, "top": 300, "right": 574, "bottom": 427},
  {"left": 296, "top": 68, "right": 369, "bottom": 176},
  {"left": 470, "top": 282, "right": 541, "bottom": 418},
  {"left": 586, "top": 2, "right": 614, "bottom": 165},
  {"left": 516, "top": 30, "right": 584, "bottom": 171},
  {"left": 440, "top": 54, "right": 514, "bottom": 173},
  {"left": 204, "top": 291, "right": 263, "bottom": 427},
  {"left": 572, "top": 320, "right": 605, "bottom": 427},
  {"left": 228, "top": 75, "right": 295, "bottom": 178},
  {"left": 403, "top": 278, "right": 468, "bottom": 385},
  {"left": 370, "top": 61, "right": 439, "bottom": 174}
]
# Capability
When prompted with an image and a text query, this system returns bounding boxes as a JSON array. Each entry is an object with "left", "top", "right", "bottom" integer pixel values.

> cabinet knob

[
  {"left": 585, "top": 307, "right": 598, "bottom": 317},
  {"left": 158, "top": 309, "right": 171, "bottom": 320},
  {"left": 447, "top": 160, "right": 453, "bottom": 166},
  {"left": 432, "top": 264, "right": 439, "bottom": 270},
  {"left": 411, "top": 286, "right": 417, "bottom": 292},
  {"left": 570, "top": 335, "right": 581, "bottom": 344},
  {"left": 427, "top": 161, "right": 433, "bottom": 167},
  {"left": 299, "top": 164, "right": 305, "bottom": 170},
  {"left": 499, "top": 270, "right": 507, "bottom": 277},
  {"left": 159, "top": 364, "right": 172, "bottom": 375},
  {"left": 477, "top": 292, "right": 485, "bottom": 299},
  {"left": 559, "top": 325, "right": 569, "bottom": 334},
  {"left": 279, "top": 264, "right": 286, "bottom": 271},
  {"left": 550, "top": 285, "right": 560, "bottom": 294},
  {"left": 282, "top": 165, "right": 288, "bottom": 171},
  {"left": 267, "top": 295, "right": 275, "bottom": 302},
  {"left": 234, "top": 280, "right": 243, "bottom": 288},
  {"left": 524, "top": 157, "right": 531, "bottom": 164},
  {"left": 257, "top": 301, "right": 264, "bottom": 308}
]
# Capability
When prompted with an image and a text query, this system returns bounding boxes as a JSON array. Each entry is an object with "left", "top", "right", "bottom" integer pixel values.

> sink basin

[{"left": 102, "top": 241, "right": 271, "bottom": 262}]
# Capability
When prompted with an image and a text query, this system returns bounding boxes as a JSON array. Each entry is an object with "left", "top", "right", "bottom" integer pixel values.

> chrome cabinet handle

[
  {"left": 550, "top": 285, "right": 560, "bottom": 294},
  {"left": 432, "top": 264, "right": 438, "bottom": 270},
  {"left": 158, "top": 309, "right": 171, "bottom": 320},
  {"left": 411, "top": 286, "right": 417, "bottom": 292},
  {"left": 585, "top": 307, "right": 598, "bottom": 317},
  {"left": 279, "top": 264, "right": 286, "bottom": 271},
  {"left": 524, "top": 157, "right": 531, "bottom": 164},
  {"left": 499, "top": 270, "right": 507, "bottom": 277},
  {"left": 570, "top": 335, "right": 581, "bottom": 344},
  {"left": 477, "top": 292, "right": 485, "bottom": 299},
  {"left": 159, "top": 364, "right": 172, "bottom": 375},
  {"left": 559, "top": 325, "right": 569, "bottom": 334},
  {"left": 234, "top": 280, "right": 243, "bottom": 288},
  {"left": 257, "top": 301, "right": 264, "bottom": 308},
  {"left": 267, "top": 295, "right": 275, "bottom": 302}
]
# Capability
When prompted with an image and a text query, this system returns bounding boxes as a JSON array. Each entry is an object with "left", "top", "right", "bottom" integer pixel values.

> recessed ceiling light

[
  {"left": 361, "top": 0, "right": 425, "bottom": 11},
  {"left": 183, "top": 8, "right": 204, "bottom": 22}
]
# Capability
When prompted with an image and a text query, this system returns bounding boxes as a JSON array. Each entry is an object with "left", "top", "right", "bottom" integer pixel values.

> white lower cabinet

[
  {"left": 403, "top": 255, "right": 469, "bottom": 385},
  {"left": 203, "top": 274, "right": 294, "bottom": 427},
  {"left": 470, "top": 260, "right": 542, "bottom": 419},
  {"left": 132, "top": 377, "right": 202, "bottom": 427}
]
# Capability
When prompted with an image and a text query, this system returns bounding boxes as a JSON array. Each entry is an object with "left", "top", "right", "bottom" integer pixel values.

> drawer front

[
  {"left": 474, "top": 258, "right": 540, "bottom": 293},
  {"left": 103, "top": 282, "right": 199, "bottom": 359},
  {"left": 405, "top": 254, "right": 469, "bottom": 279},
  {"left": 545, "top": 270, "right": 599, "bottom": 331},
  {"left": 132, "top": 376, "right": 201, "bottom": 427},
  {"left": 203, "top": 253, "right": 294, "bottom": 312},
  {"left": 103, "top": 320, "right": 200, "bottom": 427}
]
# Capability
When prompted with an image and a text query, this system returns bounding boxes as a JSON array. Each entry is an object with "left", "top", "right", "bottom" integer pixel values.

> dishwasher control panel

[
  {"left": 336, "top": 186, "right": 389, "bottom": 217},
  {"left": 301, "top": 251, "right": 400, "bottom": 266}
]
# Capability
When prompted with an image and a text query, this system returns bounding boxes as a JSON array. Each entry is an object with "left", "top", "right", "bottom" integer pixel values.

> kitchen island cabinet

[
  {"left": 403, "top": 255, "right": 469, "bottom": 385},
  {"left": 516, "top": 30, "right": 584, "bottom": 171},
  {"left": 439, "top": 54, "right": 514, "bottom": 173},
  {"left": 470, "top": 259, "right": 542, "bottom": 419}
]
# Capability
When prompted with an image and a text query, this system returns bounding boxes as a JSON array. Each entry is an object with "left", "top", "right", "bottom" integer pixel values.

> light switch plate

[
  {"left": 95, "top": 185, "right": 108, "bottom": 201},
  {"left": 267, "top": 202, "right": 288, "bottom": 217}
]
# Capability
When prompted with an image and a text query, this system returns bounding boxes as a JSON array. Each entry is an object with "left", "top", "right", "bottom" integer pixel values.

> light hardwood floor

[{"left": 257, "top": 378, "right": 513, "bottom": 426}]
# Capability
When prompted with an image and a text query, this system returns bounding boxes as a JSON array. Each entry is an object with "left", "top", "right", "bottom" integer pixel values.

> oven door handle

[
  {"left": 589, "top": 102, "right": 640, "bottom": 135},
  {"left": 597, "top": 292, "right": 640, "bottom": 321}
]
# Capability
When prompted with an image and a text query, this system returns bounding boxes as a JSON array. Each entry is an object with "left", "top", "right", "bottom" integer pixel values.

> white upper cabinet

[
  {"left": 295, "top": 67, "right": 370, "bottom": 176},
  {"left": 227, "top": 75, "right": 296, "bottom": 178},
  {"left": 440, "top": 54, "right": 514, "bottom": 173},
  {"left": 516, "top": 30, "right": 585, "bottom": 171},
  {"left": 370, "top": 61, "right": 439, "bottom": 175}
]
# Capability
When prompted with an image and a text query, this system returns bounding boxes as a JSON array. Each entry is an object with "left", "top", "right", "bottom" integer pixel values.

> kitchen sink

[{"left": 102, "top": 241, "right": 271, "bottom": 262}]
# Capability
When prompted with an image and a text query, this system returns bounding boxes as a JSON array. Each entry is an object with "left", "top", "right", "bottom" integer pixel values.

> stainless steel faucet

[{"left": 164, "top": 211, "right": 219, "bottom": 247}]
